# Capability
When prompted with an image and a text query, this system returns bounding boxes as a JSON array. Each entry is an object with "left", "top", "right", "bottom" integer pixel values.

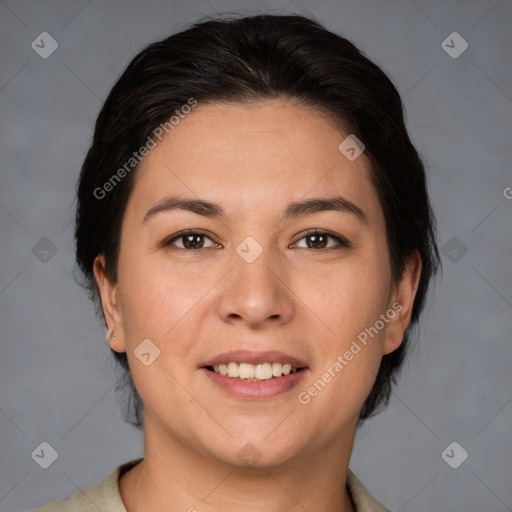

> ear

[
  {"left": 93, "top": 255, "right": 126, "bottom": 353},
  {"left": 383, "top": 250, "right": 422, "bottom": 355}
]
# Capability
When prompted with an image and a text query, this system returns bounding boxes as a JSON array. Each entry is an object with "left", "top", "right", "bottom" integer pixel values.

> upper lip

[{"left": 200, "top": 350, "right": 308, "bottom": 368}]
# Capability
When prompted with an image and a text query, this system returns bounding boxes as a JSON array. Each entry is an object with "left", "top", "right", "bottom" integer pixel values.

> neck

[{"left": 119, "top": 418, "right": 357, "bottom": 512}]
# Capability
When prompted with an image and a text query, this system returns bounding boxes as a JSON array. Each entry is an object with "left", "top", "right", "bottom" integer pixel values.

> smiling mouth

[{"left": 204, "top": 362, "right": 304, "bottom": 381}]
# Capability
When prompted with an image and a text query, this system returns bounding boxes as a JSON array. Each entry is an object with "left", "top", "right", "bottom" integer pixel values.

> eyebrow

[
  {"left": 283, "top": 197, "right": 367, "bottom": 224},
  {"left": 143, "top": 195, "right": 367, "bottom": 224},
  {"left": 143, "top": 196, "right": 223, "bottom": 223}
]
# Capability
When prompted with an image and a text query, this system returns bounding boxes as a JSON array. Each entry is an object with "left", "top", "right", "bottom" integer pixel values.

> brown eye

[
  {"left": 305, "top": 233, "right": 328, "bottom": 249},
  {"left": 182, "top": 233, "right": 205, "bottom": 249},
  {"left": 165, "top": 231, "right": 218, "bottom": 250},
  {"left": 292, "top": 230, "right": 351, "bottom": 250}
]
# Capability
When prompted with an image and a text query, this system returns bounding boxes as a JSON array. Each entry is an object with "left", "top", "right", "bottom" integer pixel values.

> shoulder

[
  {"left": 32, "top": 458, "right": 143, "bottom": 512},
  {"left": 346, "top": 468, "right": 392, "bottom": 512}
]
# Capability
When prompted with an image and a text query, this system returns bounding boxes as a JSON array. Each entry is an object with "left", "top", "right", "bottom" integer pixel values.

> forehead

[{"left": 128, "top": 99, "right": 380, "bottom": 220}]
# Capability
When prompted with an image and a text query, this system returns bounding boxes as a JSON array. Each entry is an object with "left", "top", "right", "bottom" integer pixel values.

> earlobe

[
  {"left": 93, "top": 255, "right": 126, "bottom": 353},
  {"left": 383, "top": 251, "right": 422, "bottom": 355}
]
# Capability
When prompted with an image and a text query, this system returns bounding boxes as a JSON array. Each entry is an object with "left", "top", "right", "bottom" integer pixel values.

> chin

[{"left": 200, "top": 431, "right": 306, "bottom": 470}]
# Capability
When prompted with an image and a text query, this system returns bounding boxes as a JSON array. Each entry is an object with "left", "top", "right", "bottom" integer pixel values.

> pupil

[
  {"left": 308, "top": 234, "right": 326, "bottom": 249},
  {"left": 185, "top": 234, "right": 203, "bottom": 249}
]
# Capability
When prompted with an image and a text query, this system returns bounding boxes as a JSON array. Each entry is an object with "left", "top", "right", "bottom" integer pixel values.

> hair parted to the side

[{"left": 74, "top": 13, "right": 440, "bottom": 428}]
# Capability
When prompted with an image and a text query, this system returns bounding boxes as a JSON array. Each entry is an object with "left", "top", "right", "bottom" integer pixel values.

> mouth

[
  {"left": 203, "top": 362, "right": 304, "bottom": 381},
  {"left": 199, "top": 350, "right": 309, "bottom": 399}
]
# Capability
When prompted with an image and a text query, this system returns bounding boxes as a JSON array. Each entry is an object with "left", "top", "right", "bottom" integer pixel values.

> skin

[{"left": 94, "top": 99, "right": 421, "bottom": 512}]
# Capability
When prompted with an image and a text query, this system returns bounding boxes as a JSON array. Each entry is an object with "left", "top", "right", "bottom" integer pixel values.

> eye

[
  {"left": 291, "top": 230, "right": 351, "bottom": 250},
  {"left": 165, "top": 230, "right": 220, "bottom": 250}
]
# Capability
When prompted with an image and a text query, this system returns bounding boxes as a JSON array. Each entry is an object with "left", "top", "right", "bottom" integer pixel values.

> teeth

[
  {"left": 239, "top": 363, "right": 255, "bottom": 380},
  {"left": 255, "top": 363, "right": 273, "bottom": 380},
  {"left": 227, "top": 362, "right": 238, "bottom": 377},
  {"left": 272, "top": 362, "right": 282, "bottom": 376},
  {"left": 210, "top": 362, "right": 299, "bottom": 380}
]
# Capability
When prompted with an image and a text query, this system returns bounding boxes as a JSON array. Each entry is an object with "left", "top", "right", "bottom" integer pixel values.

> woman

[{"left": 35, "top": 13, "right": 439, "bottom": 512}]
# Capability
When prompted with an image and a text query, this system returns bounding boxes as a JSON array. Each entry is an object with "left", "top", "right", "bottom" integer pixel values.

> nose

[{"left": 217, "top": 244, "right": 295, "bottom": 329}]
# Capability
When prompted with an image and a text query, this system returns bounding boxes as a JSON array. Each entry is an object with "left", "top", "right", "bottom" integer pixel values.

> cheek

[
  {"left": 114, "top": 258, "right": 189, "bottom": 416},
  {"left": 318, "top": 349, "right": 382, "bottom": 426},
  {"left": 307, "top": 253, "right": 392, "bottom": 417},
  {"left": 116, "top": 249, "right": 201, "bottom": 339},
  {"left": 297, "top": 302, "right": 386, "bottom": 429},
  {"left": 296, "top": 254, "right": 391, "bottom": 343}
]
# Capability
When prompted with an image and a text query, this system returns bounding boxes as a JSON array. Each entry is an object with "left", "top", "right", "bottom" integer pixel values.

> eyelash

[
  {"left": 292, "top": 229, "right": 351, "bottom": 250},
  {"left": 163, "top": 229, "right": 351, "bottom": 251}
]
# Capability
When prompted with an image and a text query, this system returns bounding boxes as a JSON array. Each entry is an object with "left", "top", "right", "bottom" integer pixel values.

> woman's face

[{"left": 95, "top": 99, "right": 420, "bottom": 467}]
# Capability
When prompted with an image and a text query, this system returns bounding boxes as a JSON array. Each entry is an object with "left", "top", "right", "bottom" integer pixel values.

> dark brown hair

[{"left": 75, "top": 13, "right": 440, "bottom": 427}]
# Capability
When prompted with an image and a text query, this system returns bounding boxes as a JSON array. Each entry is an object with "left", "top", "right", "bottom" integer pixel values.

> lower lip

[{"left": 200, "top": 368, "right": 308, "bottom": 399}]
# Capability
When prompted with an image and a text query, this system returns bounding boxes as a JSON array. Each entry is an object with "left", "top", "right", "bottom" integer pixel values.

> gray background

[{"left": 0, "top": 0, "right": 511, "bottom": 511}]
